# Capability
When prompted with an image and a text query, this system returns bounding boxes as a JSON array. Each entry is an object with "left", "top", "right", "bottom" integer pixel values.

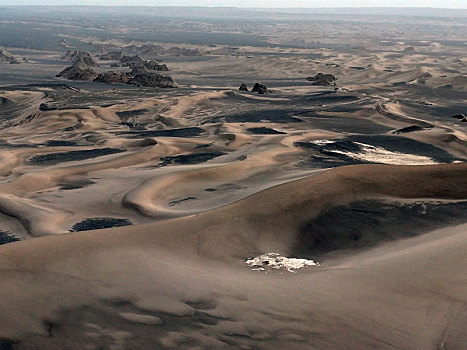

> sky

[{"left": 0, "top": 0, "right": 466, "bottom": 8}]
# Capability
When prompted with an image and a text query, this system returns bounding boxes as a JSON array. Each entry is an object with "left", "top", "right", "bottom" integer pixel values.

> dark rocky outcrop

[
  {"left": 239, "top": 83, "right": 248, "bottom": 91},
  {"left": 156, "top": 63, "right": 169, "bottom": 71},
  {"left": 121, "top": 56, "right": 168, "bottom": 71},
  {"left": 166, "top": 47, "right": 204, "bottom": 56},
  {"left": 56, "top": 59, "right": 98, "bottom": 81},
  {"left": 143, "top": 60, "right": 168, "bottom": 71},
  {"left": 0, "top": 49, "right": 16, "bottom": 63},
  {"left": 128, "top": 72, "right": 177, "bottom": 88},
  {"left": 130, "top": 65, "right": 149, "bottom": 76},
  {"left": 94, "top": 43, "right": 204, "bottom": 58},
  {"left": 94, "top": 69, "right": 176, "bottom": 88},
  {"left": 120, "top": 55, "right": 145, "bottom": 67},
  {"left": 252, "top": 83, "right": 270, "bottom": 94},
  {"left": 307, "top": 73, "right": 337, "bottom": 86},
  {"left": 57, "top": 54, "right": 177, "bottom": 88},
  {"left": 99, "top": 51, "right": 124, "bottom": 60},
  {"left": 94, "top": 71, "right": 132, "bottom": 84},
  {"left": 39, "top": 103, "right": 57, "bottom": 111}
]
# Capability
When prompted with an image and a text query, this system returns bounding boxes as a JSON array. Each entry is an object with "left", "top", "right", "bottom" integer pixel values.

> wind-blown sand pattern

[{"left": 0, "top": 6, "right": 466, "bottom": 350}]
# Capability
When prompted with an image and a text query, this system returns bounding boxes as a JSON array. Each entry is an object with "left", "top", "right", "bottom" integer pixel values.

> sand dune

[
  {"left": 0, "top": 163, "right": 465, "bottom": 349},
  {"left": 0, "top": 7, "right": 466, "bottom": 349}
]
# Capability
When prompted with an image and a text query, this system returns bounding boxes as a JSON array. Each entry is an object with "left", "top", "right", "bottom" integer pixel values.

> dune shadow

[
  {"left": 293, "top": 200, "right": 467, "bottom": 259},
  {"left": 70, "top": 218, "right": 132, "bottom": 232},
  {"left": 28, "top": 148, "right": 125, "bottom": 166}
]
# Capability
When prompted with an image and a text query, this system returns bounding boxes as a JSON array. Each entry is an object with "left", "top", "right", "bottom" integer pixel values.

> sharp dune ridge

[{"left": 1, "top": 162, "right": 466, "bottom": 262}]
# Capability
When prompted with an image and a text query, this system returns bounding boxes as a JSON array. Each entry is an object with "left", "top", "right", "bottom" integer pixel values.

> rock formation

[
  {"left": 252, "top": 83, "right": 270, "bottom": 94},
  {"left": 166, "top": 47, "right": 204, "bottom": 56},
  {"left": 62, "top": 50, "right": 100, "bottom": 68},
  {"left": 61, "top": 49, "right": 77, "bottom": 61},
  {"left": 57, "top": 54, "right": 177, "bottom": 88},
  {"left": 130, "top": 65, "right": 150, "bottom": 76},
  {"left": 92, "top": 44, "right": 204, "bottom": 58},
  {"left": 239, "top": 83, "right": 248, "bottom": 91},
  {"left": 94, "top": 66, "right": 177, "bottom": 87},
  {"left": 128, "top": 72, "right": 177, "bottom": 88},
  {"left": 121, "top": 56, "right": 169, "bottom": 72},
  {"left": 94, "top": 71, "right": 132, "bottom": 84},
  {"left": 143, "top": 60, "right": 169, "bottom": 71},
  {"left": 0, "top": 49, "right": 15, "bottom": 63},
  {"left": 75, "top": 52, "right": 100, "bottom": 68},
  {"left": 120, "top": 55, "right": 145, "bottom": 68},
  {"left": 307, "top": 73, "right": 337, "bottom": 86},
  {"left": 56, "top": 59, "right": 98, "bottom": 81}
]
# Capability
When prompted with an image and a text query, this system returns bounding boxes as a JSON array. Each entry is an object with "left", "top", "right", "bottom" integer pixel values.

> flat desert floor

[{"left": 0, "top": 6, "right": 466, "bottom": 350}]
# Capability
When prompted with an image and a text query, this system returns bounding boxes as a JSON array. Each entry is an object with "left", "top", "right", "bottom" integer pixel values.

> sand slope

[{"left": 0, "top": 163, "right": 466, "bottom": 349}]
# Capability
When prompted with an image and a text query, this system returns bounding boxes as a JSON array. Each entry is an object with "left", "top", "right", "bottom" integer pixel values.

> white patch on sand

[
  {"left": 314, "top": 140, "right": 438, "bottom": 165},
  {"left": 245, "top": 253, "right": 319, "bottom": 273}
]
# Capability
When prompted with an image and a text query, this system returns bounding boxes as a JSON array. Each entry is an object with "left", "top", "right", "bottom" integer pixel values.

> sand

[
  {"left": 0, "top": 6, "right": 466, "bottom": 350},
  {"left": 0, "top": 164, "right": 466, "bottom": 350}
]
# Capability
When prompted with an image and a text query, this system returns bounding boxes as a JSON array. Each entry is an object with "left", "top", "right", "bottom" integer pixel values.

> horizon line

[{"left": 1, "top": 5, "right": 467, "bottom": 9}]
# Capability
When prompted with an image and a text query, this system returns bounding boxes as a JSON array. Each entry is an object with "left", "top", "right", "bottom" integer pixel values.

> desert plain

[{"left": 0, "top": 6, "right": 466, "bottom": 350}]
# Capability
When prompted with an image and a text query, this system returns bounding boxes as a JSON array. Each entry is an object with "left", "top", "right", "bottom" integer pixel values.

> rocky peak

[
  {"left": 62, "top": 50, "right": 100, "bottom": 68},
  {"left": 56, "top": 58, "right": 98, "bottom": 81},
  {"left": 306, "top": 73, "right": 337, "bottom": 86}
]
